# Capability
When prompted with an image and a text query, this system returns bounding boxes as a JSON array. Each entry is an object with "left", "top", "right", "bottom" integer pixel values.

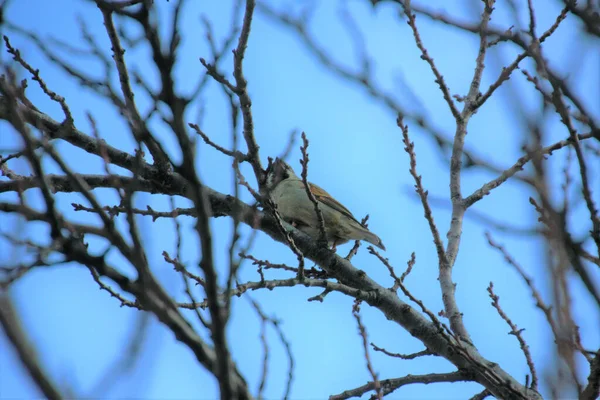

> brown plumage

[{"left": 264, "top": 158, "right": 385, "bottom": 250}]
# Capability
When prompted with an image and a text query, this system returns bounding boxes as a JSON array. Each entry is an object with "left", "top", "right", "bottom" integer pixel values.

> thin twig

[
  {"left": 370, "top": 344, "right": 434, "bottom": 360},
  {"left": 487, "top": 282, "right": 538, "bottom": 391},
  {"left": 299, "top": 132, "right": 327, "bottom": 244},
  {"left": 330, "top": 370, "right": 471, "bottom": 400},
  {"left": 352, "top": 300, "right": 381, "bottom": 400}
]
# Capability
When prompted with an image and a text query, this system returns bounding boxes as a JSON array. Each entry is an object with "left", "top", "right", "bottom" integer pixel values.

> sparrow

[{"left": 264, "top": 158, "right": 386, "bottom": 250}]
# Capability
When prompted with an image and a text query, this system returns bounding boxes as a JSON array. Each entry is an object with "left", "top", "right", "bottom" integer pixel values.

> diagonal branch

[{"left": 0, "top": 294, "right": 65, "bottom": 400}]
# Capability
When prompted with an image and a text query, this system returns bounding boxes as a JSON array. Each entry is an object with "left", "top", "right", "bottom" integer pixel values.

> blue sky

[{"left": 1, "top": 0, "right": 599, "bottom": 399}]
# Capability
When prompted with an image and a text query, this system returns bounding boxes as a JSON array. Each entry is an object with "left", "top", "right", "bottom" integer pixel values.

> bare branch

[
  {"left": 233, "top": 0, "right": 263, "bottom": 185},
  {"left": 329, "top": 370, "right": 472, "bottom": 400},
  {"left": 402, "top": 0, "right": 461, "bottom": 120},
  {"left": 370, "top": 344, "right": 434, "bottom": 360},
  {"left": 398, "top": 117, "right": 469, "bottom": 342},
  {"left": 0, "top": 294, "right": 65, "bottom": 400},
  {"left": 581, "top": 350, "right": 600, "bottom": 400},
  {"left": 352, "top": 300, "right": 381, "bottom": 400},
  {"left": 98, "top": 6, "right": 170, "bottom": 168},
  {"left": 464, "top": 132, "right": 595, "bottom": 208},
  {"left": 299, "top": 132, "right": 327, "bottom": 245},
  {"left": 487, "top": 282, "right": 538, "bottom": 391}
]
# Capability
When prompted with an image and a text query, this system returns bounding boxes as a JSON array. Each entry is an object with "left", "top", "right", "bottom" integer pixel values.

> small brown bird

[{"left": 264, "top": 158, "right": 385, "bottom": 250}]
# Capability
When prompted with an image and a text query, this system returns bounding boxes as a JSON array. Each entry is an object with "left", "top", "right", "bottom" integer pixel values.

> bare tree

[{"left": 1, "top": 0, "right": 598, "bottom": 399}]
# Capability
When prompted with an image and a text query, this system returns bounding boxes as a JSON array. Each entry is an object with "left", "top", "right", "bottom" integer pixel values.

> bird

[{"left": 264, "top": 158, "right": 386, "bottom": 250}]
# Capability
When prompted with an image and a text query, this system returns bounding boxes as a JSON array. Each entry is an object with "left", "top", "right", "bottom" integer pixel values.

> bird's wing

[{"left": 308, "top": 182, "right": 361, "bottom": 224}]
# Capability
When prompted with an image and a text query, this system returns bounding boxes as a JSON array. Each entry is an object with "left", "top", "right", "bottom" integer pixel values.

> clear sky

[{"left": 1, "top": 0, "right": 599, "bottom": 399}]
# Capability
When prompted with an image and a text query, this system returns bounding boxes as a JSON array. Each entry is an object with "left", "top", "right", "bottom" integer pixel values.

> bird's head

[{"left": 264, "top": 158, "right": 297, "bottom": 191}]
